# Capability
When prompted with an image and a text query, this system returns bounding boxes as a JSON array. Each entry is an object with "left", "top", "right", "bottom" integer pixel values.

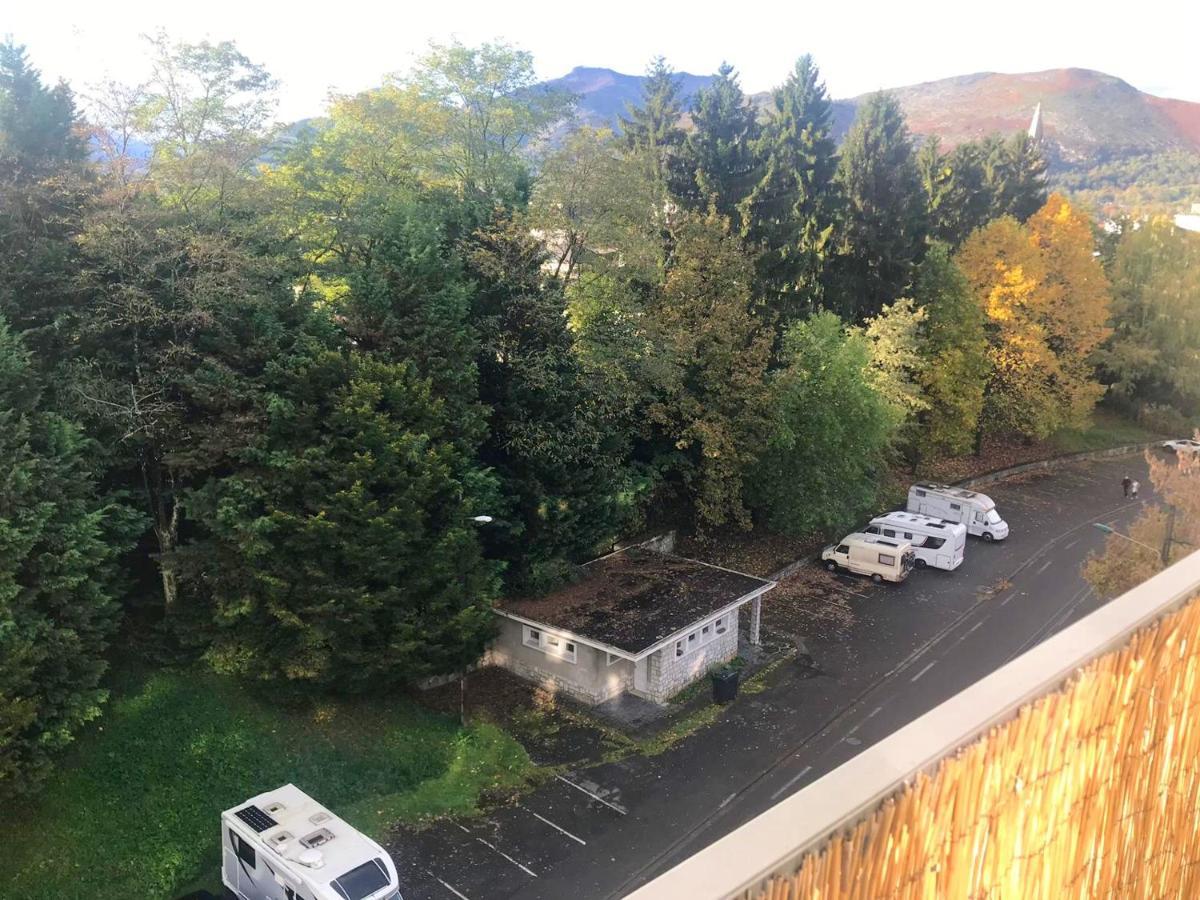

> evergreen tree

[
  {"left": 464, "top": 217, "right": 635, "bottom": 592},
  {"left": 986, "top": 132, "right": 1048, "bottom": 222},
  {"left": 829, "top": 92, "right": 928, "bottom": 320},
  {"left": 0, "top": 40, "right": 89, "bottom": 356},
  {"left": 0, "top": 317, "right": 140, "bottom": 797},
  {"left": 918, "top": 137, "right": 990, "bottom": 247},
  {"left": 620, "top": 56, "right": 686, "bottom": 193},
  {"left": 675, "top": 63, "right": 761, "bottom": 222},
  {"left": 191, "top": 336, "right": 501, "bottom": 690},
  {"left": 740, "top": 55, "right": 839, "bottom": 322}
]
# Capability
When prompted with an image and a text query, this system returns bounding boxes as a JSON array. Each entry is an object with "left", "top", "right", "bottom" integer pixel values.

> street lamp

[
  {"left": 458, "top": 514, "right": 497, "bottom": 725},
  {"left": 1092, "top": 523, "right": 1160, "bottom": 557}
]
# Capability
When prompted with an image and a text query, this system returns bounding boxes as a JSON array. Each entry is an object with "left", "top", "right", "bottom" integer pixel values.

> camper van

[
  {"left": 821, "top": 533, "right": 915, "bottom": 583},
  {"left": 906, "top": 483, "right": 1010, "bottom": 541},
  {"left": 222, "top": 784, "right": 402, "bottom": 900},
  {"left": 862, "top": 512, "right": 967, "bottom": 571}
]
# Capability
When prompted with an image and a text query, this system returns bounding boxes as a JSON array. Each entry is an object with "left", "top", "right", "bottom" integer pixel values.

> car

[{"left": 1162, "top": 438, "right": 1200, "bottom": 454}]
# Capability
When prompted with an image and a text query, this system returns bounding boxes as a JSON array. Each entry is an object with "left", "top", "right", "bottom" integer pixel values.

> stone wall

[
  {"left": 487, "top": 616, "right": 634, "bottom": 705},
  {"left": 636, "top": 617, "right": 739, "bottom": 704}
]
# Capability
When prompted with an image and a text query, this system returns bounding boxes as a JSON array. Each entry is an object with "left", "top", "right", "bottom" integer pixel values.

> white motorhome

[
  {"left": 821, "top": 533, "right": 915, "bottom": 583},
  {"left": 907, "top": 482, "right": 1009, "bottom": 541},
  {"left": 862, "top": 512, "right": 967, "bottom": 571},
  {"left": 222, "top": 784, "right": 402, "bottom": 900}
]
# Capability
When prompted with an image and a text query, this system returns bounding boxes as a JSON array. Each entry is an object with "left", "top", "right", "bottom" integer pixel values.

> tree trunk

[{"left": 144, "top": 456, "right": 182, "bottom": 613}]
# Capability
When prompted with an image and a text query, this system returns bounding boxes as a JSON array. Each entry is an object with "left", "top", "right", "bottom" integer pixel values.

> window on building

[
  {"left": 715, "top": 617, "right": 727, "bottom": 635},
  {"left": 524, "top": 626, "right": 577, "bottom": 663},
  {"left": 523, "top": 627, "right": 541, "bottom": 649},
  {"left": 675, "top": 640, "right": 684, "bottom": 658}
]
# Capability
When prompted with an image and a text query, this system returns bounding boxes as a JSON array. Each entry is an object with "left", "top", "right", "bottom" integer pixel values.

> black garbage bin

[{"left": 711, "top": 668, "right": 739, "bottom": 703}]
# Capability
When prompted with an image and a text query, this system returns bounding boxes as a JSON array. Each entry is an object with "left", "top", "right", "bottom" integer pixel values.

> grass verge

[
  {"left": 0, "top": 667, "right": 533, "bottom": 900},
  {"left": 1049, "top": 409, "right": 1165, "bottom": 454}
]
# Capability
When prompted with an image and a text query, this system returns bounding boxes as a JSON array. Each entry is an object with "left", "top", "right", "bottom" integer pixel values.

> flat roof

[{"left": 498, "top": 548, "right": 774, "bottom": 655}]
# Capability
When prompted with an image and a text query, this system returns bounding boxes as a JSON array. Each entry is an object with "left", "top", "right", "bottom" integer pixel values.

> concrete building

[
  {"left": 1175, "top": 202, "right": 1200, "bottom": 234},
  {"left": 488, "top": 546, "right": 775, "bottom": 705}
]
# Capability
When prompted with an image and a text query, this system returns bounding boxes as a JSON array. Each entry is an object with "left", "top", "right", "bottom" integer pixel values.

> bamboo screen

[{"left": 749, "top": 594, "right": 1200, "bottom": 900}]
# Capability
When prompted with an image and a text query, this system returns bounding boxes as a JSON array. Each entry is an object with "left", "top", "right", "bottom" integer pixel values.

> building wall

[
  {"left": 635, "top": 616, "right": 739, "bottom": 704},
  {"left": 488, "top": 616, "right": 634, "bottom": 705}
]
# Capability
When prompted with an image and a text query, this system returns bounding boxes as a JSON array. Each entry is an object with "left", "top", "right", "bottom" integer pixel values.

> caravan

[
  {"left": 821, "top": 533, "right": 915, "bottom": 583},
  {"left": 907, "top": 482, "right": 1010, "bottom": 541},
  {"left": 222, "top": 784, "right": 402, "bottom": 900},
  {"left": 862, "top": 512, "right": 967, "bottom": 570}
]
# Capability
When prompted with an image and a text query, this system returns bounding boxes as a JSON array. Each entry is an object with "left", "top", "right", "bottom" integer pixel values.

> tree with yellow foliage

[
  {"left": 1083, "top": 446, "right": 1200, "bottom": 597},
  {"left": 956, "top": 195, "right": 1111, "bottom": 450}
]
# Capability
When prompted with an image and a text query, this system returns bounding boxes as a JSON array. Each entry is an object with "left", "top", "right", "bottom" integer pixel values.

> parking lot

[{"left": 387, "top": 451, "right": 1158, "bottom": 899}]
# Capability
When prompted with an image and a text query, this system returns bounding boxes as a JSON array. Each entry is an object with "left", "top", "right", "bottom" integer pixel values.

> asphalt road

[{"left": 389, "top": 452, "right": 1159, "bottom": 900}]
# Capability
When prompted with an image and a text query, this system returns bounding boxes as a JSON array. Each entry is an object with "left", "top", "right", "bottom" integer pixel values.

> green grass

[
  {"left": 0, "top": 667, "right": 534, "bottom": 900},
  {"left": 1049, "top": 409, "right": 1165, "bottom": 454}
]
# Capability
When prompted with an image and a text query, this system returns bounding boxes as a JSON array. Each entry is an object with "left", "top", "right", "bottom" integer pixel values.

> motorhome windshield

[
  {"left": 987, "top": 510, "right": 1002, "bottom": 524},
  {"left": 331, "top": 858, "right": 391, "bottom": 900}
]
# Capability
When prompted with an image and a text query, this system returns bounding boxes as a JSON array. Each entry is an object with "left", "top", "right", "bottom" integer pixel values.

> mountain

[{"left": 549, "top": 65, "right": 1200, "bottom": 212}]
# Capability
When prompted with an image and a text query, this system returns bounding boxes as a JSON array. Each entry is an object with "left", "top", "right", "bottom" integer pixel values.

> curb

[
  {"left": 765, "top": 441, "right": 1162, "bottom": 582},
  {"left": 954, "top": 442, "right": 1161, "bottom": 490}
]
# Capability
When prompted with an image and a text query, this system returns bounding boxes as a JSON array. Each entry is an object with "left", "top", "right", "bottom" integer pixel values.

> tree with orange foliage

[
  {"left": 956, "top": 195, "right": 1112, "bottom": 450},
  {"left": 1083, "top": 444, "right": 1200, "bottom": 597}
]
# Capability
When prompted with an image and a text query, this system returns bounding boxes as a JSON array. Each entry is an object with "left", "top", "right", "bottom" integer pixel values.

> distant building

[
  {"left": 1028, "top": 102, "right": 1043, "bottom": 141},
  {"left": 1175, "top": 202, "right": 1200, "bottom": 234}
]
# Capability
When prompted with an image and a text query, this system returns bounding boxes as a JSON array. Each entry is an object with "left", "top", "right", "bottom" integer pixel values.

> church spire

[{"left": 1028, "top": 102, "right": 1043, "bottom": 141}]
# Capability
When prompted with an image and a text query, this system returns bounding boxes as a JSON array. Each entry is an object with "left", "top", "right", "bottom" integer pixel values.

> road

[{"left": 389, "top": 452, "right": 1159, "bottom": 900}]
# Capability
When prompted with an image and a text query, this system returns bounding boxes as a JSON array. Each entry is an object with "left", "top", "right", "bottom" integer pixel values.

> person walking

[
  {"left": 1131, "top": 479, "right": 1140, "bottom": 500},
  {"left": 1122, "top": 474, "right": 1132, "bottom": 497}
]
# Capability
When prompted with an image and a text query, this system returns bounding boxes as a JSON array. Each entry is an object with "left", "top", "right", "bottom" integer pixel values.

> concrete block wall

[
  {"left": 638, "top": 619, "right": 739, "bottom": 704},
  {"left": 487, "top": 616, "right": 634, "bottom": 705}
]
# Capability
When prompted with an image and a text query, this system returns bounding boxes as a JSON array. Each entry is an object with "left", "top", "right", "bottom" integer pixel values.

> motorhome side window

[
  {"left": 925, "top": 537, "right": 945, "bottom": 549},
  {"left": 883, "top": 529, "right": 896, "bottom": 538},
  {"left": 915, "top": 489, "right": 926, "bottom": 496},
  {"left": 864, "top": 525, "right": 880, "bottom": 534},
  {"left": 878, "top": 553, "right": 896, "bottom": 566},
  {"left": 230, "top": 829, "right": 256, "bottom": 868},
  {"left": 950, "top": 502, "right": 961, "bottom": 510}
]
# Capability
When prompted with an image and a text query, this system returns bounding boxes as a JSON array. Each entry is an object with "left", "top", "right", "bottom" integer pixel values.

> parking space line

[
  {"left": 555, "top": 774, "right": 628, "bottom": 815},
  {"left": 454, "top": 823, "right": 539, "bottom": 877},
  {"left": 428, "top": 870, "right": 472, "bottom": 900},
  {"left": 769, "top": 766, "right": 812, "bottom": 801},
  {"left": 1035, "top": 558, "right": 1054, "bottom": 575},
  {"left": 910, "top": 661, "right": 937, "bottom": 682},
  {"left": 525, "top": 808, "right": 586, "bottom": 846}
]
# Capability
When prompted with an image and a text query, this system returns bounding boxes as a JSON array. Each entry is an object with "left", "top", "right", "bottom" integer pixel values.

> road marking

[
  {"left": 966, "top": 621, "right": 984, "bottom": 636},
  {"left": 1035, "top": 558, "right": 1054, "bottom": 575},
  {"left": 999, "top": 593, "right": 1015, "bottom": 606},
  {"left": 526, "top": 808, "right": 587, "bottom": 846},
  {"left": 867, "top": 706, "right": 883, "bottom": 718},
  {"left": 1063, "top": 538, "right": 1080, "bottom": 551},
  {"left": 428, "top": 871, "right": 472, "bottom": 900},
  {"left": 910, "top": 661, "right": 937, "bottom": 682},
  {"left": 454, "top": 823, "right": 538, "bottom": 876},
  {"left": 719, "top": 792, "right": 737, "bottom": 809},
  {"left": 556, "top": 774, "right": 628, "bottom": 815},
  {"left": 845, "top": 720, "right": 862, "bottom": 735},
  {"left": 769, "top": 766, "right": 813, "bottom": 801}
]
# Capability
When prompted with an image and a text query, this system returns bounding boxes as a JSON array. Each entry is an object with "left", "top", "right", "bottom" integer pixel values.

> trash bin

[{"left": 712, "top": 668, "right": 740, "bottom": 703}]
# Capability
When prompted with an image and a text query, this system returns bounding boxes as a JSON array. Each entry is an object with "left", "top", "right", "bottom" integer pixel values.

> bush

[{"left": 1136, "top": 402, "right": 1193, "bottom": 437}]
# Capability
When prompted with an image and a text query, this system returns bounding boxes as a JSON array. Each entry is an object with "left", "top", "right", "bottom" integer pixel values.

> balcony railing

[{"left": 628, "top": 549, "right": 1200, "bottom": 900}]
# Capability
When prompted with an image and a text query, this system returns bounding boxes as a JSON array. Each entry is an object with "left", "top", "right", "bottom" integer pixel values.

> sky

[{"left": 9, "top": 0, "right": 1200, "bottom": 121}]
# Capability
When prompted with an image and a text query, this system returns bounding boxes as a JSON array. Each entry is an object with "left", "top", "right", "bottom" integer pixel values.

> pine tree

[
  {"left": 739, "top": 55, "right": 839, "bottom": 322},
  {"left": 0, "top": 317, "right": 139, "bottom": 797},
  {"left": 988, "top": 132, "right": 1048, "bottom": 222},
  {"left": 828, "top": 92, "right": 928, "bottom": 320},
  {"left": 919, "top": 137, "right": 991, "bottom": 247},
  {"left": 675, "top": 63, "right": 761, "bottom": 222},
  {"left": 620, "top": 56, "right": 686, "bottom": 193}
]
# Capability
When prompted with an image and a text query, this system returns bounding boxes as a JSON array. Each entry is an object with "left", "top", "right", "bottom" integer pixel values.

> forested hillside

[
  {"left": 554, "top": 64, "right": 1200, "bottom": 213},
  {"left": 3, "top": 36, "right": 1199, "bottom": 803}
]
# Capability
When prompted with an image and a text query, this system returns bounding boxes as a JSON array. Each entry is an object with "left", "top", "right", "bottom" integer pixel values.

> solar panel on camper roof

[{"left": 234, "top": 805, "right": 279, "bottom": 833}]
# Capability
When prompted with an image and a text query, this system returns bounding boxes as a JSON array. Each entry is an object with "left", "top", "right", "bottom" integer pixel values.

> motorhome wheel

[
  {"left": 871, "top": 573, "right": 883, "bottom": 583},
  {"left": 825, "top": 560, "right": 838, "bottom": 572},
  {"left": 914, "top": 558, "right": 927, "bottom": 569},
  {"left": 982, "top": 532, "right": 994, "bottom": 542}
]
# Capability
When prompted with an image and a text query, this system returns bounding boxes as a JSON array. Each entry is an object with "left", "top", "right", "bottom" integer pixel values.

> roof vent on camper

[
  {"left": 309, "top": 811, "right": 332, "bottom": 826},
  {"left": 268, "top": 831, "right": 293, "bottom": 849},
  {"left": 300, "top": 828, "right": 336, "bottom": 849},
  {"left": 263, "top": 801, "right": 287, "bottom": 816},
  {"left": 287, "top": 847, "right": 325, "bottom": 869}
]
